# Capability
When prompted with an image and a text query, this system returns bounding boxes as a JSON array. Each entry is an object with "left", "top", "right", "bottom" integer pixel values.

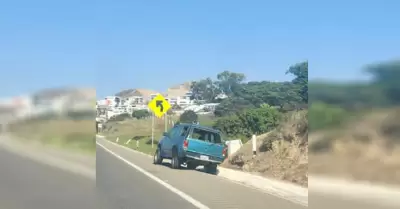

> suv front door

[{"left": 163, "top": 125, "right": 181, "bottom": 157}]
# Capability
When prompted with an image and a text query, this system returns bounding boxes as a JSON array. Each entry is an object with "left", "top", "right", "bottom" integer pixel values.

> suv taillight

[
  {"left": 222, "top": 147, "right": 228, "bottom": 158},
  {"left": 183, "top": 139, "right": 189, "bottom": 150}
]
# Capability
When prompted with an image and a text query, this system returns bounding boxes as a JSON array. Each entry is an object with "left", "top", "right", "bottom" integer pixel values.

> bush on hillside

[
  {"left": 259, "top": 110, "right": 308, "bottom": 152},
  {"left": 132, "top": 109, "right": 151, "bottom": 119},
  {"left": 214, "top": 105, "right": 281, "bottom": 141},
  {"left": 308, "top": 102, "right": 348, "bottom": 131},
  {"left": 67, "top": 110, "right": 95, "bottom": 120},
  {"left": 179, "top": 110, "right": 198, "bottom": 123},
  {"left": 108, "top": 113, "right": 131, "bottom": 122}
]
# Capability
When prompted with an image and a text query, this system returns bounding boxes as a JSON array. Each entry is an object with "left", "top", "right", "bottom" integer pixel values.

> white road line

[{"left": 96, "top": 141, "right": 210, "bottom": 209}]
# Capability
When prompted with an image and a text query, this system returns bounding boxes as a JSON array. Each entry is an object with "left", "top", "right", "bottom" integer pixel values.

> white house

[{"left": 165, "top": 83, "right": 194, "bottom": 108}]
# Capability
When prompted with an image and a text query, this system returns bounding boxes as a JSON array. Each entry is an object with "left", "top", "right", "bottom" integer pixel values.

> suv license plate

[{"left": 200, "top": 155, "right": 209, "bottom": 160}]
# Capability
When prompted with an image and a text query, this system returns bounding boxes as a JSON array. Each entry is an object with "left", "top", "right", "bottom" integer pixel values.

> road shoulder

[
  {"left": 309, "top": 175, "right": 400, "bottom": 207},
  {"left": 0, "top": 134, "right": 95, "bottom": 179}
]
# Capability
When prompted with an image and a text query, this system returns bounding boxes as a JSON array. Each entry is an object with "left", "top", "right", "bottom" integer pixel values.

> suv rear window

[{"left": 191, "top": 128, "right": 222, "bottom": 144}]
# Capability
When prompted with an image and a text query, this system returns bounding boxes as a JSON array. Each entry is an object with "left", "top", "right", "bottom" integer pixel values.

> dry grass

[
  {"left": 8, "top": 119, "right": 95, "bottom": 153},
  {"left": 222, "top": 110, "right": 308, "bottom": 187},
  {"left": 309, "top": 108, "right": 400, "bottom": 185},
  {"left": 103, "top": 116, "right": 176, "bottom": 155}
]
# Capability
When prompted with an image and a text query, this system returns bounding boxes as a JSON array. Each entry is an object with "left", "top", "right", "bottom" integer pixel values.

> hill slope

[
  {"left": 309, "top": 108, "right": 400, "bottom": 185},
  {"left": 222, "top": 110, "right": 308, "bottom": 187}
]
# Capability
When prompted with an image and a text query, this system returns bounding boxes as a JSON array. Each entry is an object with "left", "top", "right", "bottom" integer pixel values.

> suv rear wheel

[
  {"left": 204, "top": 163, "right": 218, "bottom": 174},
  {"left": 171, "top": 149, "right": 181, "bottom": 169}
]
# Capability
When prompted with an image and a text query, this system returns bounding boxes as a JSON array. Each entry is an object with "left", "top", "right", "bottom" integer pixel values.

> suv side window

[
  {"left": 167, "top": 126, "right": 181, "bottom": 138},
  {"left": 209, "top": 132, "right": 222, "bottom": 144},
  {"left": 179, "top": 125, "right": 190, "bottom": 137}
]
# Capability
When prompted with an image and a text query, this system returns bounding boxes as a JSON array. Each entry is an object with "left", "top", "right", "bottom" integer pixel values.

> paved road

[
  {"left": 96, "top": 137, "right": 306, "bottom": 209},
  {"left": 0, "top": 146, "right": 96, "bottom": 209}
]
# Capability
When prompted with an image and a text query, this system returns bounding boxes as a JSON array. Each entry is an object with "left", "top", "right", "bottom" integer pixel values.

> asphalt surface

[
  {"left": 97, "top": 145, "right": 198, "bottom": 209},
  {"left": 0, "top": 146, "right": 96, "bottom": 209},
  {"left": 96, "top": 137, "right": 306, "bottom": 209}
]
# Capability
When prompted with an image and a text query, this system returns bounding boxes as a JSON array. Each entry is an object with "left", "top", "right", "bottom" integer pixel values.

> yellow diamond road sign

[{"left": 148, "top": 94, "right": 171, "bottom": 118}]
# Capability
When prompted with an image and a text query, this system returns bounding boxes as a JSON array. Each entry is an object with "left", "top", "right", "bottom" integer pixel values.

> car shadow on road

[{"left": 157, "top": 162, "right": 220, "bottom": 176}]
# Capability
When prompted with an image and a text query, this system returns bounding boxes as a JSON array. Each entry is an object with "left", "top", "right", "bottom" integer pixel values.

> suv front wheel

[{"left": 153, "top": 148, "right": 163, "bottom": 164}]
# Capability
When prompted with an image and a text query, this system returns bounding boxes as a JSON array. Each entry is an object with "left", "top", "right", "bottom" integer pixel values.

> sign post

[
  {"left": 148, "top": 94, "right": 171, "bottom": 148},
  {"left": 164, "top": 113, "right": 168, "bottom": 132},
  {"left": 151, "top": 112, "right": 154, "bottom": 148}
]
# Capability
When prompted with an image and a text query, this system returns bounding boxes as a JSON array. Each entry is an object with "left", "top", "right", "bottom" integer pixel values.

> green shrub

[
  {"left": 108, "top": 113, "right": 131, "bottom": 122},
  {"left": 179, "top": 110, "right": 198, "bottom": 123},
  {"left": 214, "top": 105, "right": 281, "bottom": 140},
  {"left": 308, "top": 102, "right": 348, "bottom": 131},
  {"left": 132, "top": 109, "right": 151, "bottom": 119}
]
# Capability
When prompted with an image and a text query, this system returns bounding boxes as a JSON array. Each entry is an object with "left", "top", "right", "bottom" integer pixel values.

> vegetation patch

[{"left": 8, "top": 113, "right": 95, "bottom": 154}]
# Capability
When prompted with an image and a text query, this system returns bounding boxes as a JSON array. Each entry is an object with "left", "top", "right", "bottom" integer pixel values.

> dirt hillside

[
  {"left": 309, "top": 108, "right": 400, "bottom": 185},
  {"left": 222, "top": 110, "right": 308, "bottom": 187}
]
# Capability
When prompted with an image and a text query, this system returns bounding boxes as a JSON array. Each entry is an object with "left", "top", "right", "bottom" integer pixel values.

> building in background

[
  {"left": 165, "top": 82, "right": 194, "bottom": 108},
  {"left": 115, "top": 88, "right": 158, "bottom": 105}
]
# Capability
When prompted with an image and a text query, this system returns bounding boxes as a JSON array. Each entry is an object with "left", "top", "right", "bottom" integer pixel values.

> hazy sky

[{"left": 0, "top": 0, "right": 399, "bottom": 98}]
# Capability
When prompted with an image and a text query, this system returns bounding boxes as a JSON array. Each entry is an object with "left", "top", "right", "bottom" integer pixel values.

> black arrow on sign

[{"left": 156, "top": 100, "right": 164, "bottom": 112}]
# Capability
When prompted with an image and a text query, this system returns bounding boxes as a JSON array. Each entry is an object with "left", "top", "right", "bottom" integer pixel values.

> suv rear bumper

[{"left": 184, "top": 151, "right": 223, "bottom": 164}]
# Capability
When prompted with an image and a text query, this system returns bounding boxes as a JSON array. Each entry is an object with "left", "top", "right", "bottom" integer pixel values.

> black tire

[
  {"left": 153, "top": 148, "right": 163, "bottom": 164},
  {"left": 186, "top": 162, "right": 197, "bottom": 170},
  {"left": 171, "top": 148, "right": 181, "bottom": 169},
  {"left": 204, "top": 164, "right": 218, "bottom": 174}
]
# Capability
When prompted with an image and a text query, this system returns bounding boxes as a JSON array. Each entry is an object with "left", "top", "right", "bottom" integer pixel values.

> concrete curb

[
  {"left": 96, "top": 134, "right": 308, "bottom": 206},
  {"left": 309, "top": 175, "right": 400, "bottom": 207},
  {"left": 217, "top": 167, "right": 308, "bottom": 206}
]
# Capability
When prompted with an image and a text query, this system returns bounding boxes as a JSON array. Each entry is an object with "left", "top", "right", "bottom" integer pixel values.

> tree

[
  {"left": 190, "top": 62, "right": 308, "bottom": 119},
  {"left": 179, "top": 110, "right": 198, "bottom": 123},
  {"left": 309, "top": 59, "right": 400, "bottom": 109},
  {"left": 286, "top": 61, "right": 308, "bottom": 103},
  {"left": 214, "top": 97, "right": 255, "bottom": 117},
  {"left": 216, "top": 71, "right": 246, "bottom": 95},
  {"left": 365, "top": 60, "right": 400, "bottom": 105},
  {"left": 190, "top": 78, "right": 221, "bottom": 102}
]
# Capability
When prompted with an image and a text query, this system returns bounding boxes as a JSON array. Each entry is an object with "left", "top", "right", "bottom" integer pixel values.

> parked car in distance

[{"left": 153, "top": 123, "right": 227, "bottom": 173}]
